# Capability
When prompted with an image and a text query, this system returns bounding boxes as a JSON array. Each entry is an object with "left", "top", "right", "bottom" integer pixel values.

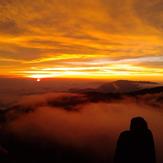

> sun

[{"left": 37, "top": 78, "right": 41, "bottom": 82}]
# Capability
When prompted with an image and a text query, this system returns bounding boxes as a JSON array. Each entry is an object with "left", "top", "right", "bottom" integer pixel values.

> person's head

[{"left": 130, "top": 117, "right": 148, "bottom": 131}]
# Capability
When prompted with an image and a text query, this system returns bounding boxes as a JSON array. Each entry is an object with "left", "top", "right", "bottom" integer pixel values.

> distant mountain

[
  {"left": 69, "top": 80, "right": 159, "bottom": 93},
  {"left": 97, "top": 80, "right": 151, "bottom": 93},
  {"left": 80, "top": 85, "right": 163, "bottom": 108},
  {"left": 128, "top": 86, "right": 163, "bottom": 96}
]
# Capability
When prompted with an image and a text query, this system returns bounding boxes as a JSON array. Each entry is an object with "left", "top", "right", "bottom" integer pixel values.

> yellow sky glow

[{"left": 0, "top": 0, "right": 163, "bottom": 81}]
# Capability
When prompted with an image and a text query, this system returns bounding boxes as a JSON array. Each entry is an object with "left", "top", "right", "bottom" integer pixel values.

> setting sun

[{"left": 37, "top": 78, "right": 41, "bottom": 82}]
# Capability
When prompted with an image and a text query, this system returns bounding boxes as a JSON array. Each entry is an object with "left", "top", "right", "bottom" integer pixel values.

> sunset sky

[{"left": 0, "top": 0, "right": 163, "bottom": 81}]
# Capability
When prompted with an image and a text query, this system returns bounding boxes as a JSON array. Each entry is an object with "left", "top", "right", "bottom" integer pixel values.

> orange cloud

[{"left": 0, "top": 0, "right": 163, "bottom": 81}]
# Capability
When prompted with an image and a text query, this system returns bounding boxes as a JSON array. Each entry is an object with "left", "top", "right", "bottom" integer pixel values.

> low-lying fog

[{"left": 1, "top": 92, "right": 163, "bottom": 163}]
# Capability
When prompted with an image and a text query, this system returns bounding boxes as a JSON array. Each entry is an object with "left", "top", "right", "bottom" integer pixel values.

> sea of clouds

[{"left": 0, "top": 92, "right": 162, "bottom": 163}]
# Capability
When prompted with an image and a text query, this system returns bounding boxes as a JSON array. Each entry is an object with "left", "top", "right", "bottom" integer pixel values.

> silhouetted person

[{"left": 114, "top": 117, "right": 156, "bottom": 163}]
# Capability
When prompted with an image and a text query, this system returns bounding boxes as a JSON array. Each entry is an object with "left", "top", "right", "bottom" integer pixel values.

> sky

[{"left": 0, "top": 0, "right": 163, "bottom": 81}]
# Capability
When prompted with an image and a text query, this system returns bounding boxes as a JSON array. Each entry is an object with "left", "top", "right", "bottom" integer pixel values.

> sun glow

[
  {"left": 37, "top": 78, "right": 41, "bottom": 82},
  {"left": 20, "top": 63, "right": 163, "bottom": 80}
]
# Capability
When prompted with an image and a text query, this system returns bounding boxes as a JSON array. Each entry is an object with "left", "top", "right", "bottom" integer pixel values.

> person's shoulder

[
  {"left": 120, "top": 130, "right": 130, "bottom": 134},
  {"left": 119, "top": 130, "right": 130, "bottom": 138},
  {"left": 147, "top": 129, "right": 152, "bottom": 134},
  {"left": 146, "top": 129, "right": 153, "bottom": 137}
]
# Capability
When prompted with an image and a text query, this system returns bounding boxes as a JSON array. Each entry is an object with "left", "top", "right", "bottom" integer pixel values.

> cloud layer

[
  {"left": 2, "top": 91, "right": 163, "bottom": 163},
  {"left": 0, "top": 0, "right": 163, "bottom": 79}
]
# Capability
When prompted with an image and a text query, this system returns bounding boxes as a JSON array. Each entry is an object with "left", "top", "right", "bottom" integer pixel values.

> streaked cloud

[{"left": 0, "top": 0, "right": 163, "bottom": 80}]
